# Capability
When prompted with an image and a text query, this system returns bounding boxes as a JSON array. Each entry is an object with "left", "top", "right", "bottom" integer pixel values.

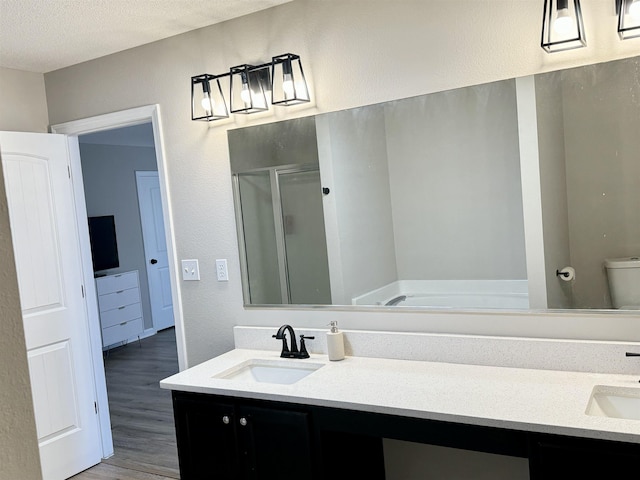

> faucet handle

[
  {"left": 273, "top": 333, "right": 290, "bottom": 354},
  {"left": 299, "top": 335, "right": 315, "bottom": 358}
]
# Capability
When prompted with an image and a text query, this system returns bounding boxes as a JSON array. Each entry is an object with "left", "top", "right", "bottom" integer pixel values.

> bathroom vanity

[{"left": 161, "top": 347, "right": 640, "bottom": 479}]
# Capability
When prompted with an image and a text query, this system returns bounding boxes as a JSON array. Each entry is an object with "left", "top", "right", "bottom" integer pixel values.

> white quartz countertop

[{"left": 160, "top": 349, "right": 640, "bottom": 444}]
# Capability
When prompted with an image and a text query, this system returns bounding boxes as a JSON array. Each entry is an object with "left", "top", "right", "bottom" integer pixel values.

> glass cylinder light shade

[
  {"left": 229, "top": 65, "right": 268, "bottom": 114},
  {"left": 541, "top": 0, "right": 586, "bottom": 52},
  {"left": 271, "top": 54, "right": 310, "bottom": 106},
  {"left": 191, "top": 74, "right": 229, "bottom": 121},
  {"left": 618, "top": 0, "right": 640, "bottom": 39}
]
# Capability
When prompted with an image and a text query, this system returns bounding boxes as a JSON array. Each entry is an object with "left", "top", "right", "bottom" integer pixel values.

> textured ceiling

[{"left": 0, "top": 0, "right": 292, "bottom": 73}]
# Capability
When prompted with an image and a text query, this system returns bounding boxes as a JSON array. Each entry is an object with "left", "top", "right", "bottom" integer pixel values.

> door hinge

[{"left": 94, "top": 401, "right": 98, "bottom": 414}]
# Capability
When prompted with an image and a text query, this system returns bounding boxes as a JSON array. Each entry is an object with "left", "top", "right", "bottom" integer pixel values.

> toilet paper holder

[{"left": 556, "top": 266, "right": 575, "bottom": 281}]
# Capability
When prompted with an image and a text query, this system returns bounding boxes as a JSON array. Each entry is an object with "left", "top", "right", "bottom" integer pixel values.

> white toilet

[{"left": 604, "top": 256, "right": 640, "bottom": 309}]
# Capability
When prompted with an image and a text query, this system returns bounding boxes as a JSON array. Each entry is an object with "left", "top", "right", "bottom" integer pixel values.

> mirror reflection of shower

[
  {"left": 234, "top": 166, "right": 330, "bottom": 305},
  {"left": 229, "top": 116, "right": 331, "bottom": 305}
]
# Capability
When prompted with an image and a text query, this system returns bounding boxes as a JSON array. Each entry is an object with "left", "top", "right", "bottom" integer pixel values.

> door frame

[{"left": 51, "top": 105, "right": 187, "bottom": 458}]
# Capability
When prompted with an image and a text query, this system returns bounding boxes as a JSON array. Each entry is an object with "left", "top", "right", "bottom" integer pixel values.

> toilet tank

[{"left": 604, "top": 256, "right": 640, "bottom": 309}]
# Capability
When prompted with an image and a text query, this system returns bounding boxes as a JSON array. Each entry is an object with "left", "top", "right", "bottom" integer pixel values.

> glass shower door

[
  {"left": 236, "top": 171, "right": 283, "bottom": 304},
  {"left": 277, "top": 168, "right": 331, "bottom": 304}
]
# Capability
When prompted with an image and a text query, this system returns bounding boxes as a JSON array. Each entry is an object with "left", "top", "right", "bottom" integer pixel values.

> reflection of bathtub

[{"left": 352, "top": 280, "right": 529, "bottom": 309}]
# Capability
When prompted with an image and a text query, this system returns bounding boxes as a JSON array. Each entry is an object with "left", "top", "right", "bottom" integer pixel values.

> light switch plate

[
  {"left": 216, "top": 259, "right": 229, "bottom": 281},
  {"left": 181, "top": 259, "right": 200, "bottom": 281}
]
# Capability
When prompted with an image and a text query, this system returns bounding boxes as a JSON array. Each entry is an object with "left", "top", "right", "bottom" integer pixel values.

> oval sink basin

[
  {"left": 214, "top": 359, "right": 324, "bottom": 385},
  {"left": 585, "top": 385, "right": 640, "bottom": 421}
]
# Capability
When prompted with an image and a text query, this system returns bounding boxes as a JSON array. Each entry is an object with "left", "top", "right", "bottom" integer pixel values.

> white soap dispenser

[{"left": 326, "top": 321, "right": 345, "bottom": 361}]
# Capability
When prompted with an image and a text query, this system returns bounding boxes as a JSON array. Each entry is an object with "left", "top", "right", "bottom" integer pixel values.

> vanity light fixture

[
  {"left": 541, "top": 0, "right": 586, "bottom": 52},
  {"left": 191, "top": 74, "right": 229, "bottom": 121},
  {"left": 230, "top": 64, "right": 269, "bottom": 114},
  {"left": 191, "top": 53, "right": 311, "bottom": 122},
  {"left": 270, "top": 53, "right": 310, "bottom": 105},
  {"left": 617, "top": 0, "right": 640, "bottom": 39}
]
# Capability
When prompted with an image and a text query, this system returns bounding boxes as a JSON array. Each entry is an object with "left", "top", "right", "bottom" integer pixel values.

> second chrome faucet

[{"left": 273, "top": 324, "right": 314, "bottom": 359}]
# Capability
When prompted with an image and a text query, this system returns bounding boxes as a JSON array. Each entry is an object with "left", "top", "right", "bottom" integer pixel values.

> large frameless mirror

[{"left": 228, "top": 55, "right": 640, "bottom": 313}]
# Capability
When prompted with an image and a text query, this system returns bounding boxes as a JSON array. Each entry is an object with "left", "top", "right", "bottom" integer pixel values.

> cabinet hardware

[
  {"left": 239, "top": 417, "right": 248, "bottom": 426},
  {"left": 116, "top": 290, "right": 124, "bottom": 294},
  {"left": 222, "top": 415, "right": 230, "bottom": 424},
  {"left": 118, "top": 306, "right": 125, "bottom": 310},
  {"left": 120, "top": 322, "right": 127, "bottom": 326}
]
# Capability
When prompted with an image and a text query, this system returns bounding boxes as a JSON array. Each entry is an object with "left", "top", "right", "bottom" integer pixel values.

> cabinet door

[
  {"left": 173, "top": 393, "right": 239, "bottom": 480},
  {"left": 237, "top": 405, "right": 315, "bottom": 480},
  {"left": 529, "top": 435, "right": 640, "bottom": 479}
]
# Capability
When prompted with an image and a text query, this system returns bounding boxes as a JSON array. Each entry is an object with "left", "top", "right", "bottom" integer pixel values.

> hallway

[{"left": 72, "top": 328, "right": 180, "bottom": 479}]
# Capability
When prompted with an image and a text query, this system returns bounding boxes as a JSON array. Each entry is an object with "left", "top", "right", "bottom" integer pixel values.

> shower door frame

[{"left": 232, "top": 163, "right": 321, "bottom": 305}]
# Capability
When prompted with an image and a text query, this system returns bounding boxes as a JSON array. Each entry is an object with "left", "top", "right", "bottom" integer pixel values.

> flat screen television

[{"left": 88, "top": 215, "right": 120, "bottom": 273}]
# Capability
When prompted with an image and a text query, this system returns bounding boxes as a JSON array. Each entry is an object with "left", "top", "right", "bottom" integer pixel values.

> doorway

[
  {"left": 50, "top": 105, "right": 185, "bottom": 461},
  {"left": 78, "top": 123, "right": 174, "bottom": 336}
]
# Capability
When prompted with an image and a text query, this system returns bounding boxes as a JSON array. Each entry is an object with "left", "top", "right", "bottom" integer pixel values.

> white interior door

[
  {"left": 0, "top": 131, "right": 102, "bottom": 479},
  {"left": 136, "top": 171, "right": 174, "bottom": 331}
]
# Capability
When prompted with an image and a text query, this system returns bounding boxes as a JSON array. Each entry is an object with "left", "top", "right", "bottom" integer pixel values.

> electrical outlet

[
  {"left": 216, "top": 259, "right": 229, "bottom": 281},
  {"left": 181, "top": 259, "right": 200, "bottom": 281}
]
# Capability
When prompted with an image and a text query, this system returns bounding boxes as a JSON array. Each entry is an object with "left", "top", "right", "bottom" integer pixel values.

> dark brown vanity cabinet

[
  {"left": 172, "top": 390, "right": 640, "bottom": 480},
  {"left": 528, "top": 434, "right": 640, "bottom": 479},
  {"left": 172, "top": 392, "right": 316, "bottom": 480}
]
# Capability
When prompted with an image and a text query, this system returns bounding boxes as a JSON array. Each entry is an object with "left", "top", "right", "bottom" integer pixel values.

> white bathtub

[{"left": 352, "top": 279, "right": 529, "bottom": 309}]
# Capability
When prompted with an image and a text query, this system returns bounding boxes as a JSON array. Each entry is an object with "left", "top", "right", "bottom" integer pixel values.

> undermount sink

[
  {"left": 585, "top": 385, "right": 640, "bottom": 421},
  {"left": 214, "top": 359, "right": 324, "bottom": 385}
]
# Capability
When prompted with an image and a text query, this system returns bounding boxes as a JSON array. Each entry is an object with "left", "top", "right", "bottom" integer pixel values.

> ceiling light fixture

[
  {"left": 191, "top": 53, "right": 310, "bottom": 122},
  {"left": 617, "top": 0, "right": 640, "bottom": 39},
  {"left": 541, "top": 0, "right": 586, "bottom": 52}
]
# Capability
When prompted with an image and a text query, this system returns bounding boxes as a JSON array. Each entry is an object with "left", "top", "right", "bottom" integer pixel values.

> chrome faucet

[{"left": 272, "top": 325, "right": 314, "bottom": 359}]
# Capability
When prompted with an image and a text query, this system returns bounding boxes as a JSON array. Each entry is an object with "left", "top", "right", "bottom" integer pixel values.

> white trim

[
  {"left": 516, "top": 76, "right": 548, "bottom": 310},
  {"left": 51, "top": 105, "right": 188, "bottom": 460},
  {"left": 64, "top": 136, "right": 114, "bottom": 458}
]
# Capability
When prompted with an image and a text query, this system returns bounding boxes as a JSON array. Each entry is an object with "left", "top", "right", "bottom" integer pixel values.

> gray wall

[
  {"left": 228, "top": 116, "right": 319, "bottom": 173},
  {"left": 535, "top": 58, "right": 640, "bottom": 309},
  {"left": 0, "top": 67, "right": 49, "bottom": 133},
  {"left": 317, "top": 105, "right": 398, "bottom": 303},
  {"left": 0, "top": 158, "right": 42, "bottom": 479},
  {"left": 385, "top": 80, "right": 527, "bottom": 281},
  {"left": 0, "top": 67, "right": 47, "bottom": 480},
  {"left": 79, "top": 143, "right": 158, "bottom": 330},
  {"left": 562, "top": 57, "right": 640, "bottom": 308},
  {"left": 535, "top": 73, "right": 573, "bottom": 309},
  {"left": 384, "top": 440, "right": 528, "bottom": 480}
]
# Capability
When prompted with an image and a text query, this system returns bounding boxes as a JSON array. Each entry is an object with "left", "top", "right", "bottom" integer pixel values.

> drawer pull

[
  {"left": 222, "top": 415, "right": 230, "bottom": 424},
  {"left": 120, "top": 321, "right": 128, "bottom": 326},
  {"left": 116, "top": 290, "right": 124, "bottom": 294},
  {"left": 118, "top": 306, "right": 126, "bottom": 310},
  {"left": 239, "top": 417, "right": 248, "bottom": 427},
  {"left": 114, "top": 274, "right": 122, "bottom": 277}
]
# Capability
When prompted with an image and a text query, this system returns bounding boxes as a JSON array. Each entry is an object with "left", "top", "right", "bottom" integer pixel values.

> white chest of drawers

[{"left": 95, "top": 270, "right": 144, "bottom": 348}]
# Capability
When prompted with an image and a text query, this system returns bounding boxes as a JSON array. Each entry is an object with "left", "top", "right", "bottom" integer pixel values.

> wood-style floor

[{"left": 71, "top": 328, "right": 181, "bottom": 480}]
